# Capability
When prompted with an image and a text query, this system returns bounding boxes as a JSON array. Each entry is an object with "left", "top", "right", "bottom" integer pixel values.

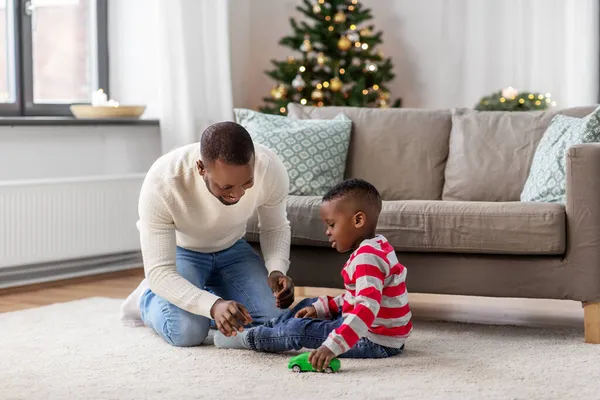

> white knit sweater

[{"left": 137, "top": 142, "right": 291, "bottom": 318}]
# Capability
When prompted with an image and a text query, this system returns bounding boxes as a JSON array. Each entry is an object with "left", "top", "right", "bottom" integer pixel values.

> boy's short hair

[{"left": 322, "top": 178, "right": 382, "bottom": 214}]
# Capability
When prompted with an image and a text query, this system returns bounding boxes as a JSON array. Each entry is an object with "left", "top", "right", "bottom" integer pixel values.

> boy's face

[{"left": 319, "top": 198, "right": 365, "bottom": 253}]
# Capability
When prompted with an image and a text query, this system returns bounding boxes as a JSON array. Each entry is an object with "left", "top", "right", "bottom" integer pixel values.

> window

[{"left": 0, "top": 0, "right": 108, "bottom": 116}]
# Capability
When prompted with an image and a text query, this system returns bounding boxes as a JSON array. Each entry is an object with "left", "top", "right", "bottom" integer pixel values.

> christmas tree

[{"left": 260, "top": 0, "right": 402, "bottom": 115}]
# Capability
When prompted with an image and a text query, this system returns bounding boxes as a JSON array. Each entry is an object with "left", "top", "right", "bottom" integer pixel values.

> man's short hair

[
  {"left": 322, "top": 178, "right": 382, "bottom": 213},
  {"left": 200, "top": 122, "right": 255, "bottom": 165}
]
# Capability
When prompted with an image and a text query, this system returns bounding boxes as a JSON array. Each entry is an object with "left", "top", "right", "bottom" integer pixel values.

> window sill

[{"left": 0, "top": 117, "right": 160, "bottom": 126}]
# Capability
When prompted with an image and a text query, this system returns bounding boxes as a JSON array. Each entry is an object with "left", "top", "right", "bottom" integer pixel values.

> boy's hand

[
  {"left": 294, "top": 306, "right": 317, "bottom": 319},
  {"left": 309, "top": 346, "right": 336, "bottom": 371},
  {"left": 267, "top": 271, "right": 295, "bottom": 309}
]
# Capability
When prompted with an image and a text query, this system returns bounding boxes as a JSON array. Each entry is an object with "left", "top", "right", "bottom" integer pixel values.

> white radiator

[{"left": 0, "top": 174, "right": 145, "bottom": 269}]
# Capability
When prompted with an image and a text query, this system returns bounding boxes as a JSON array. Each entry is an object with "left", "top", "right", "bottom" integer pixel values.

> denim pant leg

[
  {"left": 140, "top": 247, "right": 213, "bottom": 347},
  {"left": 247, "top": 315, "right": 343, "bottom": 353},
  {"left": 261, "top": 298, "right": 319, "bottom": 327},
  {"left": 339, "top": 339, "right": 404, "bottom": 359},
  {"left": 208, "top": 239, "right": 284, "bottom": 325}
]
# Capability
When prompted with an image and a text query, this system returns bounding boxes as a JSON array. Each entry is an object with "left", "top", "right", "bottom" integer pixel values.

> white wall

[
  {"left": 230, "top": 0, "right": 599, "bottom": 110},
  {"left": 0, "top": 124, "right": 161, "bottom": 180}
]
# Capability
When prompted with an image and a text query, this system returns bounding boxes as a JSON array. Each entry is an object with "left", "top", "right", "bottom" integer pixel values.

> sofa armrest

[{"left": 566, "top": 143, "right": 600, "bottom": 302}]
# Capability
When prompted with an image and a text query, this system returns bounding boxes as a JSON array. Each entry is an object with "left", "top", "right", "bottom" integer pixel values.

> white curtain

[
  {"left": 156, "top": 0, "right": 234, "bottom": 153},
  {"left": 434, "top": 0, "right": 599, "bottom": 109}
]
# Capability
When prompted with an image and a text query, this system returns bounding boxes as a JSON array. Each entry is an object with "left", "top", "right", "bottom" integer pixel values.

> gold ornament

[
  {"left": 337, "top": 36, "right": 352, "bottom": 51},
  {"left": 330, "top": 77, "right": 343, "bottom": 92},
  {"left": 316, "top": 52, "right": 327, "bottom": 66},
  {"left": 270, "top": 87, "right": 280, "bottom": 99},
  {"left": 270, "top": 85, "right": 287, "bottom": 100},
  {"left": 360, "top": 27, "right": 372, "bottom": 36},
  {"left": 287, "top": 56, "right": 295, "bottom": 64},
  {"left": 333, "top": 11, "right": 346, "bottom": 23},
  {"left": 312, "top": 3, "right": 321, "bottom": 13},
  {"left": 379, "top": 91, "right": 390, "bottom": 101},
  {"left": 311, "top": 89, "right": 324, "bottom": 101},
  {"left": 300, "top": 39, "right": 312, "bottom": 53}
]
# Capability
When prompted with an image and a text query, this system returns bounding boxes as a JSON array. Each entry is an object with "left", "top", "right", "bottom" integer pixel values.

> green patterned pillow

[
  {"left": 234, "top": 108, "right": 352, "bottom": 196},
  {"left": 521, "top": 106, "right": 600, "bottom": 203}
]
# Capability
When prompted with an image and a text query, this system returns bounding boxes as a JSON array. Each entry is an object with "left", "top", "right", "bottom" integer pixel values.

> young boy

[{"left": 215, "top": 179, "right": 412, "bottom": 371}]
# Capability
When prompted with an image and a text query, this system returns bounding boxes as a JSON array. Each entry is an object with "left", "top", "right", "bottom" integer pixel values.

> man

[{"left": 120, "top": 121, "right": 294, "bottom": 346}]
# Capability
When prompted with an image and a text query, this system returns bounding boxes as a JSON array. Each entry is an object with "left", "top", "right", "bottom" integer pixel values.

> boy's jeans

[
  {"left": 247, "top": 298, "right": 404, "bottom": 358},
  {"left": 140, "top": 240, "right": 283, "bottom": 347}
]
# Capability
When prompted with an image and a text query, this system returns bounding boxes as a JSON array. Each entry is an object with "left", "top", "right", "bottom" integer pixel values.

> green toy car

[{"left": 288, "top": 352, "right": 341, "bottom": 373}]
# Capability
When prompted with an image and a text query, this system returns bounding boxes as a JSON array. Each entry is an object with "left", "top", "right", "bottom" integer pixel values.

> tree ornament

[
  {"left": 312, "top": 3, "right": 321, "bottom": 13},
  {"left": 337, "top": 36, "right": 352, "bottom": 51},
  {"left": 379, "top": 91, "right": 390, "bottom": 101},
  {"left": 300, "top": 39, "right": 312, "bottom": 53},
  {"left": 311, "top": 89, "right": 324, "bottom": 100},
  {"left": 292, "top": 74, "right": 306, "bottom": 90},
  {"left": 316, "top": 52, "right": 327, "bottom": 66},
  {"left": 329, "top": 77, "right": 343, "bottom": 92},
  {"left": 333, "top": 11, "right": 346, "bottom": 23},
  {"left": 360, "top": 27, "right": 372, "bottom": 36},
  {"left": 287, "top": 56, "right": 295, "bottom": 64},
  {"left": 347, "top": 31, "right": 360, "bottom": 43}
]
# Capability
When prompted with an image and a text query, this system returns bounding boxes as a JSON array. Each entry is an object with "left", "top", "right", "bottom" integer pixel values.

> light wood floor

[
  {"left": 0, "top": 269, "right": 146, "bottom": 313},
  {"left": 0, "top": 269, "right": 341, "bottom": 313}
]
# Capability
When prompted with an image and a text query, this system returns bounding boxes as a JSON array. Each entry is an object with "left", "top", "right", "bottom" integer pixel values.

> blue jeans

[
  {"left": 247, "top": 298, "right": 404, "bottom": 358},
  {"left": 140, "top": 239, "right": 283, "bottom": 347}
]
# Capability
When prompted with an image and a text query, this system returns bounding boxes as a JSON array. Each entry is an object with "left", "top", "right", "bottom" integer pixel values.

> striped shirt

[{"left": 312, "top": 235, "right": 412, "bottom": 356}]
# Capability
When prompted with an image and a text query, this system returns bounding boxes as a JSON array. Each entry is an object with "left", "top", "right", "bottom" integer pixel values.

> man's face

[{"left": 197, "top": 158, "right": 255, "bottom": 206}]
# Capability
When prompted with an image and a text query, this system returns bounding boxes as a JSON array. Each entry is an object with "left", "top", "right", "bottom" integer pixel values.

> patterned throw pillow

[
  {"left": 234, "top": 108, "right": 352, "bottom": 196},
  {"left": 520, "top": 106, "right": 600, "bottom": 203}
]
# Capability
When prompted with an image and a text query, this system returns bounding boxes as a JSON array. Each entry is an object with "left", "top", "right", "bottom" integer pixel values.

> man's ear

[
  {"left": 354, "top": 211, "right": 366, "bottom": 228},
  {"left": 197, "top": 160, "right": 206, "bottom": 176}
]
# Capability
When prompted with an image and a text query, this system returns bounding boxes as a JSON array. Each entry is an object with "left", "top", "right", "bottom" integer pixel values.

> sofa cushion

[
  {"left": 521, "top": 106, "right": 600, "bottom": 203},
  {"left": 245, "top": 197, "right": 566, "bottom": 255},
  {"left": 234, "top": 108, "right": 352, "bottom": 196},
  {"left": 287, "top": 103, "right": 451, "bottom": 201},
  {"left": 442, "top": 106, "right": 598, "bottom": 202}
]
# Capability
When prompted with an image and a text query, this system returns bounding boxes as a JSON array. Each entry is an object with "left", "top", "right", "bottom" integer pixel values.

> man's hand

[
  {"left": 267, "top": 271, "right": 295, "bottom": 309},
  {"left": 210, "top": 299, "right": 253, "bottom": 337},
  {"left": 294, "top": 306, "right": 317, "bottom": 319},
  {"left": 308, "top": 346, "right": 336, "bottom": 371}
]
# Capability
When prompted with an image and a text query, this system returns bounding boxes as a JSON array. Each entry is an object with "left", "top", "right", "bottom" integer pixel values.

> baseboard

[{"left": 0, "top": 252, "right": 143, "bottom": 289}]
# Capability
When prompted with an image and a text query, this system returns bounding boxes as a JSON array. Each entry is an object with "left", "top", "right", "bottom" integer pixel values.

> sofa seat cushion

[{"left": 245, "top": 197, "right": 566, "bottom": 255}]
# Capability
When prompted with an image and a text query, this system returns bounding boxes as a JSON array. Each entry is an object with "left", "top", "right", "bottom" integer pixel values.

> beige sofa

[{"left": 245, "top": 103, "right": 600, "bottom": 343}]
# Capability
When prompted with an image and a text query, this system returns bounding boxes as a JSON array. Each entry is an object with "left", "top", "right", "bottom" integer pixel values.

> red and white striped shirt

[{"left": 313, "top": 235, "right": 412, "bottom": 356}]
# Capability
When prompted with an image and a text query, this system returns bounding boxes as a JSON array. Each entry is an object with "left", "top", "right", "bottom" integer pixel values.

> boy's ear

[{"left": 354, "top": 211, "right": 366, "bottom": 228}]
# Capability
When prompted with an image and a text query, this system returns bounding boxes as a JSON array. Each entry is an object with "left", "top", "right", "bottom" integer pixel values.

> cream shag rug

[{"left": 2, "top": 297, "right": 600, "bottom": 400}]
